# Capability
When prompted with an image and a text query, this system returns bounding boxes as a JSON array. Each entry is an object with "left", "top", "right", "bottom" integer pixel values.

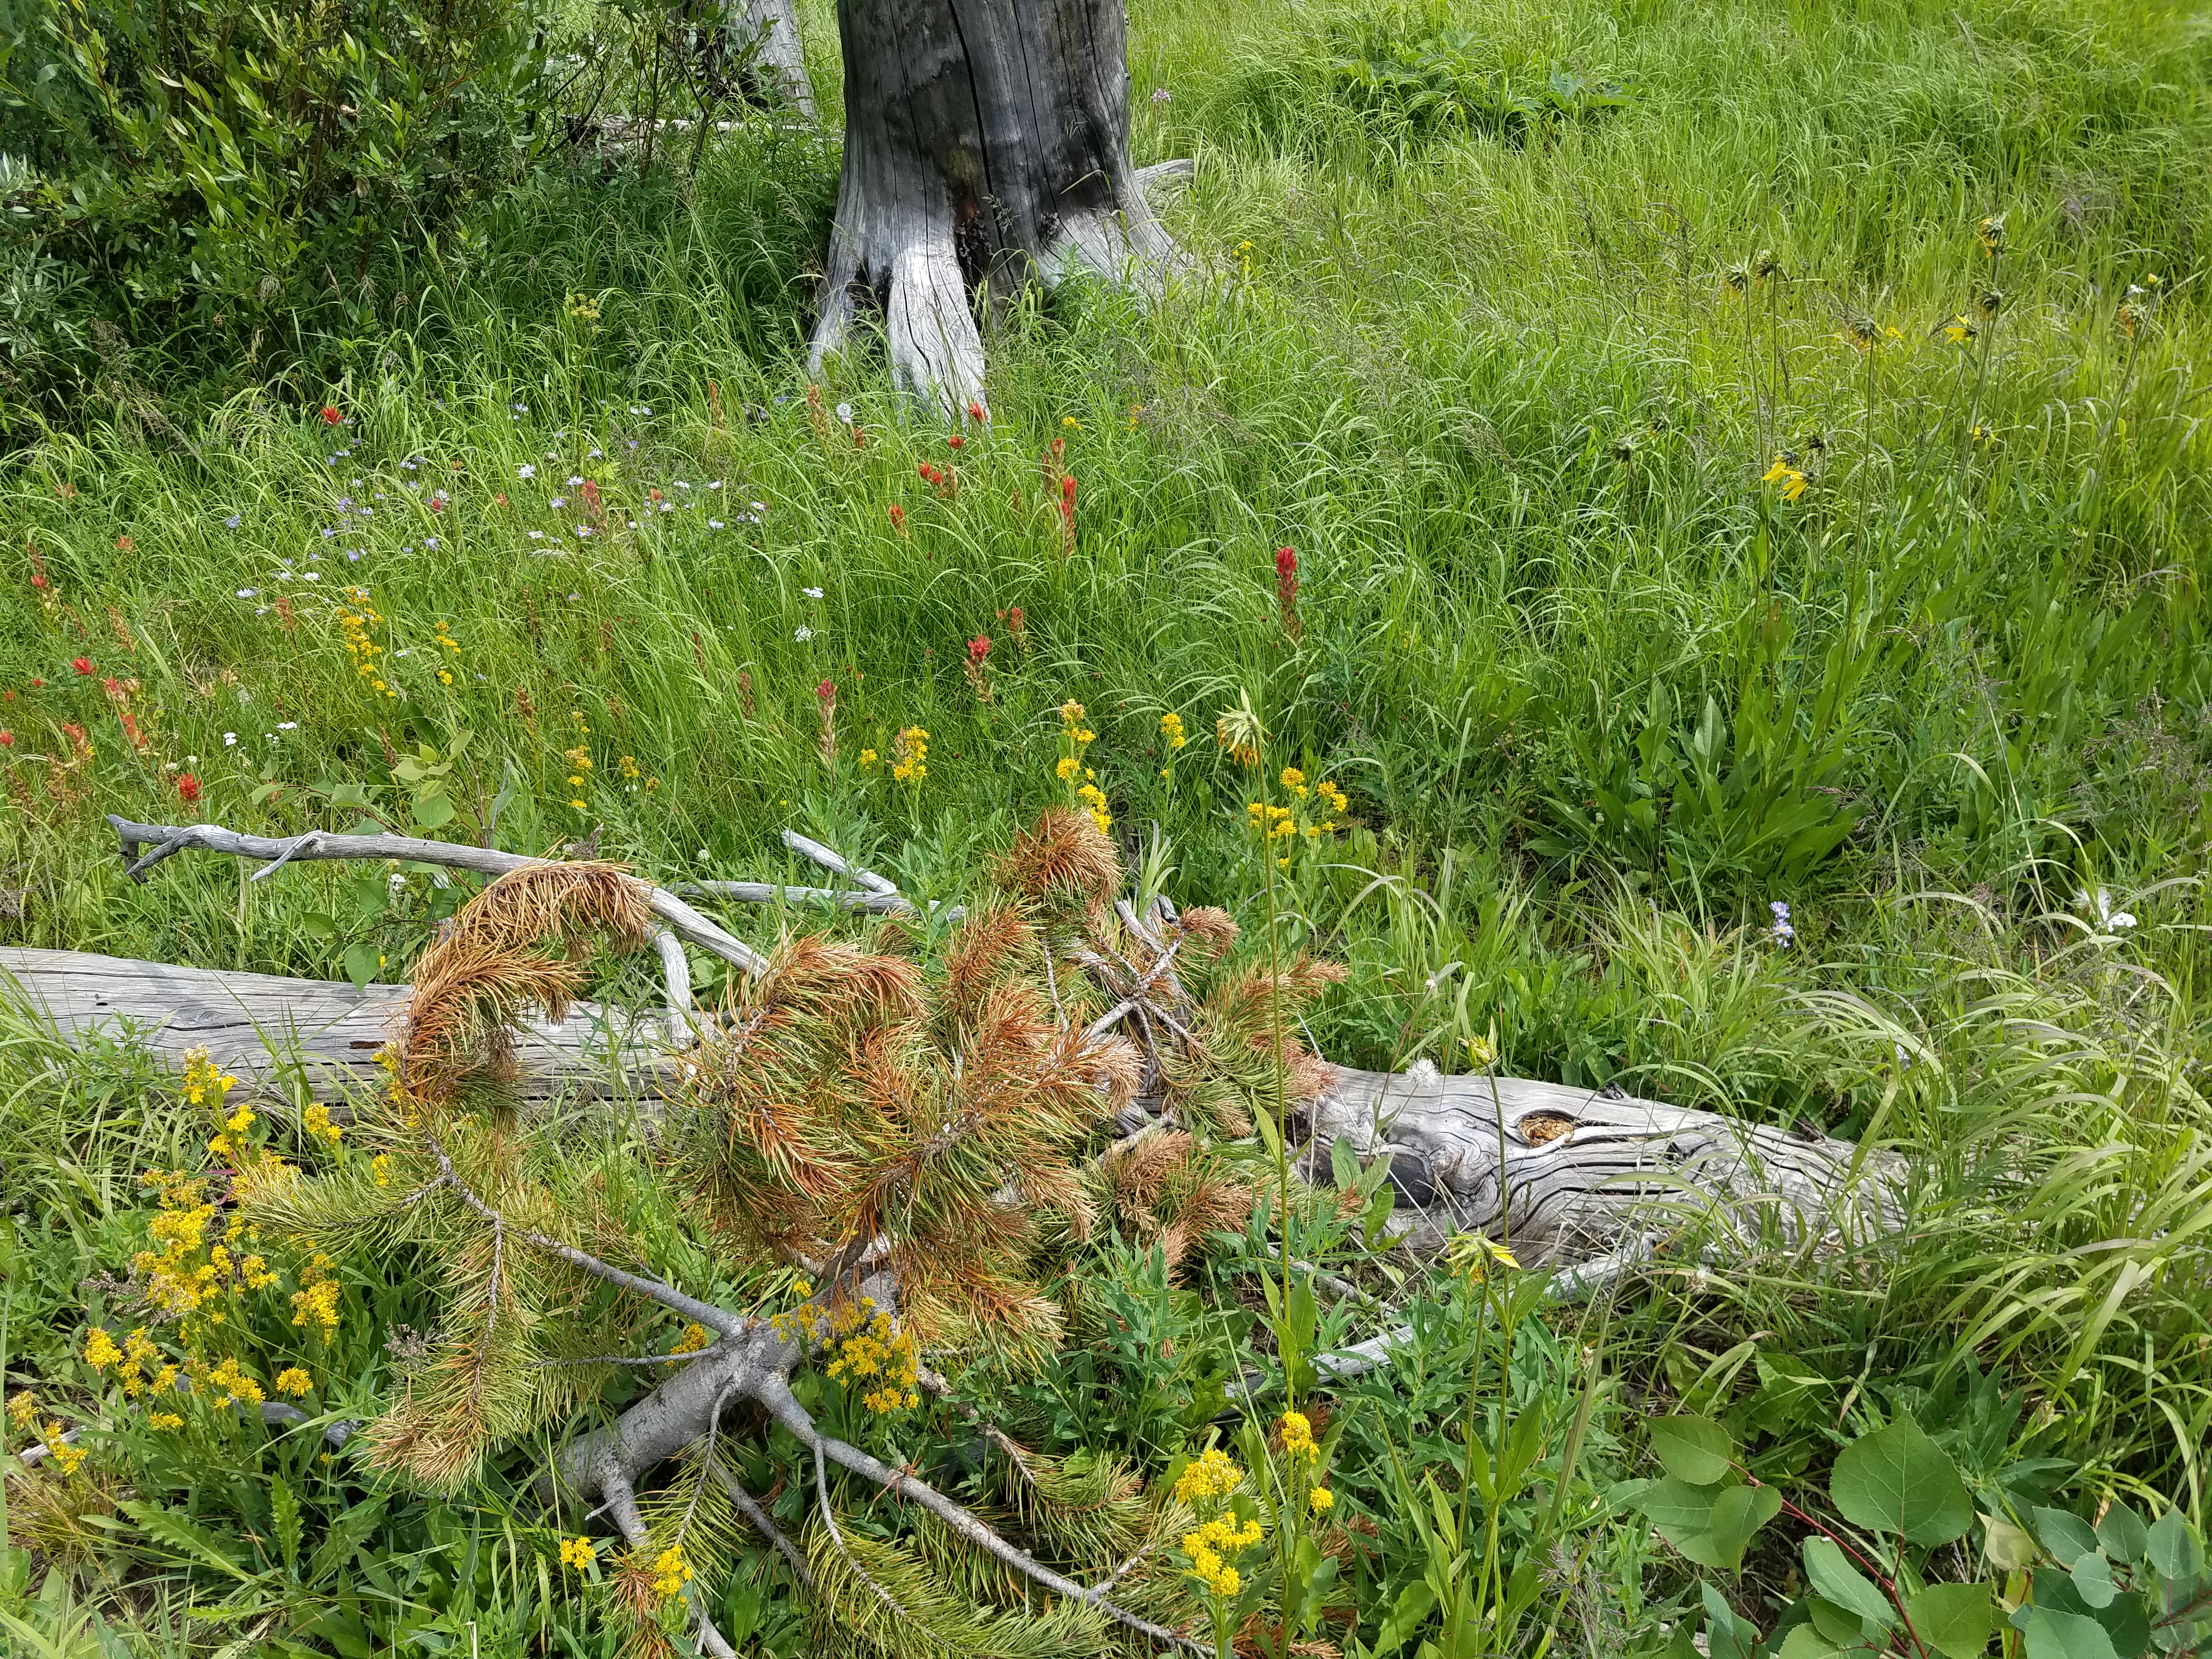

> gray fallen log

[
  {"left": 0, "top": 947, "right": 674, "bottom": 1102},
  {"left": 1305, "top": 1058, "right": 1901, "bottom": 1265}
]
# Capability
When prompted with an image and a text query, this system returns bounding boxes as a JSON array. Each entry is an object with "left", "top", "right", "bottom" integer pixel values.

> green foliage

[
  {"left": 1630, "top": 1411, "right": 2212, "bottom": 1659},
  {"left": 0, "top": 0, "right": 555, "bottom": 425}
]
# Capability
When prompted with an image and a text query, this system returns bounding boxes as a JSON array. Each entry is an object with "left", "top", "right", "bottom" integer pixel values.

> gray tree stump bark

[
  {"left": 729, "top": 0, "right": 814, "bottom": 117},
  {"left": 810, "top": 0, "right": 1186, "bottom": 418}
]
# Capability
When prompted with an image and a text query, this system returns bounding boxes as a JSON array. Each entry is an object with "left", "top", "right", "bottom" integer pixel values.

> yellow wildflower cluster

[
  {"left": 1160, "top": 712, "right": 1187, "bottom": 749},
  {"left": 42, "top": 1422, "right": 86, "bottom": 1477},
  {"left": 1183, "top": 1512, "right": 1263, "bottom": 1598},
  {"left": 7, "top": 1390, "right": 37, "bottom": 1430},
  {"left": 892, "top": 725, "right": 929, "bottom": 786},
  {"left": 302, "top": 1103, "right": 343, "bottom": 1146},
  {"left": 1310, "top": 1485, "right": 1335, "bottom": 1514},
  {"left": 560, "top": 1535, "right": 597, "bottom": 1570},
  {"left": 566, "top": 291, "right": 602, "bottom": 323},
  {"left": 85, "top": 1327, "right": 173, "bottom": 1401},
  {"left": 291, "top": 1253, "right": 341, "bottom": 1338},
  {"left": 183, "top": 1046, "right": 252, "bottom": 1160},
  {"left": 336, "top": 592, "right": 396, "bottom": 698},
  {"left": 822, "top": 1297, "right": 920, "bottom": 1413},
  {"left": 669, "top": 1323, "right": 712, "bottom": 1357},
  {"left": 207, "top": 1355, "right": 264, "bottom": 1409},
  {"left": 275, "top": 1367, "right": 313, "bottom": 1397},
  {"left": 1762, "top": 454, "right": 1810, "bottom": 501},
  {"left": 148, "top": 1411, "right": 184, "bottom": 1432},
  {"left": 1278, "top": 1409, "right": 1319, "bottom": 1462},
  {"left": 371, "top": 1152, "right": 393, "bottom": 1188},
  {"left": 1056, "top": 701, "right": 1109, "bottom": 832},
  {"left": 651, "top": 1545, "right": 692, "bottom": 1599},
  {"left": 433, "top": 619, "right": 462, "bottom": 685},
  {"left": 1173, "top": 1446, "right": 1243, "bottom": 1503},
  {"left": 563, "top": 743, "right": 592, "bottom": 811}
]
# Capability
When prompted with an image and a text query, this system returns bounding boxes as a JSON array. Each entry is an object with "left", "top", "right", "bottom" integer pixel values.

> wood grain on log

[
  {"left": 0, "top": 948, "right": 673, "bottom": 1102},
  {"left": 1306, "top": 1059, "right": 1901, "bottom": 1262}
]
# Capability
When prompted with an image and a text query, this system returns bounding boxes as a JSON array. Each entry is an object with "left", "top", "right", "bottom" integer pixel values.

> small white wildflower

[
  {"left": 794, "top": 626, "right": 813, "bottom": 641},
  {"left": 223, "top": 732, "right": 238, "bottom": 746},
  {"left": 518, "top": 463, "right": 536, "bottom": 479}
]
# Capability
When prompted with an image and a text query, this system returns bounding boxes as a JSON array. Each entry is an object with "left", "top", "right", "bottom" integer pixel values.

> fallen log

[
  {"left": 1302, "top": 1058, "right": 1903, "bottom": 1264},
  {"left": 40, "top": 815, "right": 1899, "bottom": 1274},
  {"left": 0, "top": 947, "right": 674, "bottom": 1102}
]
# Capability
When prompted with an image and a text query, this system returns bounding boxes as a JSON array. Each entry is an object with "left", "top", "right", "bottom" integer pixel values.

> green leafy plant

[{"left": 1634, "top": 1412, "right": 2211, "bottom": 1659}]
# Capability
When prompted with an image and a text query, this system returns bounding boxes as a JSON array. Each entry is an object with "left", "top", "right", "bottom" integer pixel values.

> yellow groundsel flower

[
  {"left": 1173, "top": 1446, "right": 1243, "bottom": 1503},
  {"left": 670, "top": 1323, "right": 712, "bottom": 1356},
  {"left": 275, "top": 1368, "right": 313, "bottom": 1397},
  {"left": 1160, "top": 711, "right": 1187, "bottom": 749},
  {"left": 1278, "top": 1409, "right": 1319, "bottom": 1460},
  {"left": 148, "top": 1412, "right": 184, "bottom": 1431},
  {"left": 7, "top": 1390, "right": 38, "bottom": 1429},
  {"left": 651, "top": 1545, "right": 692, "bottom": 1598},
  {"left": 560, "top": 1536, "right": 597, "bottom": 1570},
  {"left": 43, "top": 1422, "right": 86, "bottom": 1477},
  {"left": 1311, "top": 1486, "right": 1335, "bottom": 1514},
  {"left": 83, "top": 1328, "right": 123, "bottom": 1372}
]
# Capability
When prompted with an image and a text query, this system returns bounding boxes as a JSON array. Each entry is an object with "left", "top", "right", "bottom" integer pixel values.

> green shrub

[{"left": 0, "top": 0, "right": 555, "bottom": 423}]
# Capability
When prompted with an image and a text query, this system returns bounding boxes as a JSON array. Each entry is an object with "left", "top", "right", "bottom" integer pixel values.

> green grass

[{"left": 4, "top": 0, "right": 2212, "bottom": 1649}]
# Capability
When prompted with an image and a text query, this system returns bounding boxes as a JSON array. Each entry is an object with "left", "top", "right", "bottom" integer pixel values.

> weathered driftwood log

[
  {"left": 1302, "top": 1058, "right": 1902, "bottom": 1264},
  {"left": 0, "top": 948, "right": 675, "bottom": 1102},
  {"left": 812, "top": 0, "right": 1189, "bottom": 417},
  {"left": 53, "top": 815, "right": 1898, "bottom": 1278}
]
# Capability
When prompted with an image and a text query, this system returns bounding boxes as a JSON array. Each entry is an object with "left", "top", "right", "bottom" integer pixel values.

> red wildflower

[
  {"left": 0, "top": 730, "right": 11, "bottom": 747},
  {"left": 29, "top": 572, "right": 47, "bottom": 591},
  {"left": 949, "top": 435, "right": 964, "bottom": 449},
  {"left": 1276, "top": 546, "right": 1298, "bottom": 579},
  {"left": 321, "top": 405, "right": 341, "bottom": 425},
  {"left": 115, "top": 536, "right": 133, "bottom": 552},
  {"left": 178, "top": 772, "right": 200, "bottom": 804},
  {"left": 968, "top": 401, "right": 987, "bottom": 423},
  {"left": 888, "top": 503, "right": 908, "bottom": 536},
  {"left": 1007, "top": 606, "right": 1027, "bottom": 650},
  {"left": 1276, "top": 545, "right": 1301, "bottom": 639},
  {"left": 29, "top": 678, "right": 43, "bottom": 688},
  {"left": 968, "top": 634, "right": 990, "bottom": 663},
  {"left": 816, "top": 678, "right": 837, "bottom": 701},
  {"left": 72, "top": 657, "right": 92, "bottom": 675}
]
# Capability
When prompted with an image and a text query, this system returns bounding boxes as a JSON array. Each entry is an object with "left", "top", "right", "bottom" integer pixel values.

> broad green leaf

[
  {"left": 1650, "top": 1415, "right": 1735, "bottom": 1486},
  {"left": 2146, "top": 1509, "right": 2201, "bottom": 1581},
  {"left": 1831, "top": 1418, "right": 1974, "bottom": 1544},
  {"left": 1906, "top": 1583, "right": 1994, "bottom": 1659},
  {"left": 1810, "top": 1596, "right": 1877, "bottom": 1646},
  {"left": 1983, "top": 1513, "right": 2038, "bottom": 1571},
  {"left": 2072, "top": 1554, "right": 2118, "bottom": 1609},
  {"left": 411, "top": 788, "right": 456, "bottom": 828},
  {"left": 1365, "top": 1578, "right": 1436, "bottom": 1659},
  {"left": 2097, "top": 1502, "right": 2149, "bottom": 1566},
  {"left": 1667, "top": 1483, "right": 1782, "bottom": 1572},
  {"left": 1780, "top": 1626, "right": 1853, "bottom": 1659},
  {"left": 1703, "top": 1583, "right": 1762, "bottom": 1659},
  {"left": 1329, "top": 1135, "right": 1361, "bottom": 1189},
  {"left": 2015, "top": 1607, "right": 2119, "bottom": 1659},
  {"left": 342, "top": 941, "right": 381, "bottom": 988},
  {"left": 2036, "top": 1509, "right": 2103, "bottom": 1569},
  {"left": 1804, "top": 1537, "right": 1896, "bottom": 1628}
]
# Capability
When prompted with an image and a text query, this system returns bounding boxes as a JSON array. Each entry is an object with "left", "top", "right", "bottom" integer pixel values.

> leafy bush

[{"left": 0, "top": 0, "right": 554, "bottom": 422}]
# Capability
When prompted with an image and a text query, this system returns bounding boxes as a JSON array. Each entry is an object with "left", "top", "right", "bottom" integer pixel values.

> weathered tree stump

[{"left": 811, "top": 0, "right": 1186, "bottom": 417}]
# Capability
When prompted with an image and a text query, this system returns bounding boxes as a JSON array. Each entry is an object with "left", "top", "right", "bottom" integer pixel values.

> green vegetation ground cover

[{"left": 3, "top": 0, "right": 2211, "bottom": 1652}]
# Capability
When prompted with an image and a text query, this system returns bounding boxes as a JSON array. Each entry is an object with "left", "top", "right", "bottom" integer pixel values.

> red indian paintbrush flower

[
  {"left": 178, "top": 773, "right": 201, "bottom": 804},
  {"left": 1276, "top": 546, "right": 1301, "bottom": 639}
]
